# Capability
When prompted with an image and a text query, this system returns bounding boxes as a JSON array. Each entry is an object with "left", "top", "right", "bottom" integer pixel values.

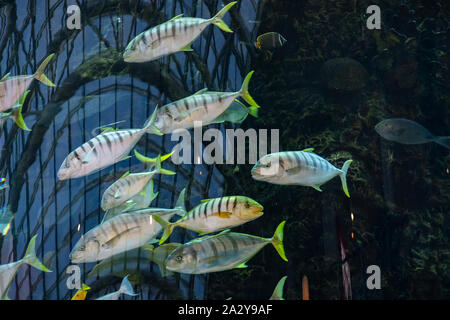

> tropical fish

[
  {"left": 0, "top": 235, "right": 51, "bottom": 300},
  {"left": 70, "top": 189, "right": 186, "bottom": 263},
  {"left": 0, "top": 177, "right": 8, "bottom": 191},
  {"left": 270, "top": 276, "right": 287, "bottom": 300},
  {"left": 123, "top": 2, "right": 237, "bottom": 62},
  {"left": 375, "top": 118, "right": 450, "bottom": 148},
  {"left": 164, "top": 221, "right": 287, "bottom": 274},
  {"left": 100, "top": 154, "right": 175, "bottom": 211},
  {"left": 95, "top": 275, "right": 138, "bottom": 300},
  {"left": 0, "top": 54, "right": 55, "bottom": 113},
  {"left": 101, "top": 177, "right": 159, "bottom": 223},
  {"left": 153, "top": 71, "right": 259, "bottom": 133},
  {"left": 154, "top": 196, "right": 264, "bottom": 244},
  {"left": 256, "top": 32, "right": 287, "bottom": 50},
  {"left": 71, "top": 283, "right": 91, "bottom": 300},
  {"left": 0, "top": 207, "right": 13, "bottom": 236},
  {"left": 0, "top": 90, "right": 31, "bottom": 131},
  {"left": 210, "top": 99, "right": 258, "bottom": 124},
  {"left": 144, "top": 243, "right": 182, "bottom": 277},
  {"left": 57, "top": 107, "right": 162, "bottom": 180},
  {"left": 251, "top": 148, "right": 353, "bottom": 198}
]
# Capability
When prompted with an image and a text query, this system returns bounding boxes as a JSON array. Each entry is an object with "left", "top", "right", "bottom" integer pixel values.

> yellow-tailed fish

[
  {"left": 71, "top": 283, "right": 91, "bottom": 300},
  {"left": 101, "top": 177, "right": 159, "bottom": 223},
  {"left": 95, "top": 275, "right": 138, "bottom": 300},
  {"left": 210, "top": 98, "right": 258, "bottom": 124},
  {"left": 0, "top": 54, "right": 55, "bottom": 113},
  {"left": 269, "top": 276, "right": 287, "bottom": 300},
  {"left": 0, "top": 235, "right": 52, "bottom": 300},
  {"left": 100, "top": 154, "right": 175, "bottom": 211},
  {"left": 153, "top": 196, "right": 263, "bottom": 245},
  {"left": 57, "top": 107, "right": 162, "bottom": 180},
  {"left": 0, "top": 207, "right": 13, "bottom": 237},
  {"left": 251, "top": 148, "right": 353, "bottom": 198},
  {"left": 70, "top": 189, "right": 186, "bottom": 263},
  {"left": 164, "top": 221, "right": 287, "bottom": 274},
  {"left": 123, "top": 2, "right": 237, "bottom": 62},
  {"left": 153, "top": 71, "right": 259, "bottom": 133},
  {"left": 0, "top": 90, "right": 31, "bottom": 131}
]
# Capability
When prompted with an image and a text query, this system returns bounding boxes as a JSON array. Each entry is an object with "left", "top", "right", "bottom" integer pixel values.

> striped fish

[
  {"left": 123, "top": 2, "right": 236, "bottom": 63},
  {"left": 70, "top": 189, "right": 186, "bottom": 263},
  {"left": 0, "top": 54, "right": 55, "bottom": 112},
  {"left": 0, "top": 235, "right": 51, "bottom": 300},
  {"left": 153, "top": 71, "right": 259, "bottom": 133},
  {"left": 164, "top": 221, "right": 288, "bottom": 274},
  {"left": 57, "top": 107, "right": 162, "bottom": 180},
  {"left": 251, "top": 148, "right": 353, "bottom": 197},
  {"left": 0, "top": 90, "right": 31, "bottom": 131},
  {"left": 153, "top": 196, "right": 263, "bottom": 245},
  {"left": 95, "top": 275, "right": 138, "bottom": 300},
  {"left": 100, "top": 153, "right": 175, "bottom": 211}
]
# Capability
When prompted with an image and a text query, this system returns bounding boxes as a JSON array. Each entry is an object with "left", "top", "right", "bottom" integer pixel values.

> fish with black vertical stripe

[
  {"left": 251, "top": 148, "right": 353, "bottom": 197},
  {"left": 164, "top": 221, "right": 288, "bottom": 274},
  {"left": 123, "top": 2, "right": 237, "bottom": 62},
  {"left": 69, "top": 189, "right": 187, "bottom": 263},
  {"left": 57, "top": 107, "right": 162, "bottom": 180},
  {"left": 153, "top": 195, "right": 263, "bottom": 245},
  {"left": 153, "top": 71, "right": 259, "bottom": 133}
]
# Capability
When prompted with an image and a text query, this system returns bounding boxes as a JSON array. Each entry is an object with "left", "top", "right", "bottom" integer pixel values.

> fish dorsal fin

[
  {"left": 301, "top": 148, "right": 314, "bottom": 152},
  {"left": 0, "top": 73, "right": 10, "bottom": 81},
  {"left": 180, "top": 42, "right": 194, "bottom": 52},
  {"left": 194, "top": 88, "right": 209, "bottom": 95},
  {"left": 121, "top": 171, "right": 131, "bottom": 179},
  {"left": 168, "top": 13, "right": 184, "bottom": 22},
  {"left": 200, "top": 198, "right": 212, "bottom": 203}
]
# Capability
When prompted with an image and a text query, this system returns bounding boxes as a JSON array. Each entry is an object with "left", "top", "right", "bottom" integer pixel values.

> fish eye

[
  {"left": 265, "top": 162, "right": 271, "bottom": 168},
  {"left": 176, "top": 255, "right": 183, "bottom": 263}
]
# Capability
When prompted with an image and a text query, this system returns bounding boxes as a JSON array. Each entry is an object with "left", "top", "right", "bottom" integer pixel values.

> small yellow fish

[{"left": 71, "top": 283, "right": 91, "bottom": 300}]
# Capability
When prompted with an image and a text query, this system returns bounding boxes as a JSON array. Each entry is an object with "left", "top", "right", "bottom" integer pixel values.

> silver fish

[
  {"left": 100, "top": 155, "right": 175, "bottom": 211},
  {"left": 375, "top": 118, "right": 450, "bottom": 148},
  {"left": 164, "top": 221, "right": 287, "bottom": 274},
  {"left": 95, "top": 275, "right": 138, "bottom": 300},
  {"left": 251, "top": 148, "right": 353, "bottom": 197},
  {"left": 70, "top": 189, "right": 186, "bottom": 263},
  {"left": 0, "top": 90, "right": 31, "bottom": 131},
  {"left": 0, "top": 207, "right": 13, "bottom": 236},
  {"left": 154, "top": 196, "right": 264, "bottom": 244},
  {"left": 0, "top": 54, "right": 55, "bottom": 112},
  {"left": 0, "top": 235, "right": 51, "bottom": 300},
  {"left": 57, "top": 107, "right": 161, "bottom": 180},
  {"left": 210, "top": 98, "right": 258, "bottom": 124},
  {"left": 123, "top": 2, "right": 237, "bottom": 62},
  {"left": 153, "top": 71, "right": 259, "bottom": 133}
]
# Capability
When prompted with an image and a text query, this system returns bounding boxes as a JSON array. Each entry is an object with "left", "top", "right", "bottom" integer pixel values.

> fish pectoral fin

[
  {"left": 286, "top": 167, "right": 302, "bottom": 175},
  {"left": 174, "top": 107, "right": 202, "bottom": 122},
  {"left": 180, "top": 43, "right": 194, "bottom": 52},
  {"left": 123, "top": 201, "right": 136, "bottom": 212},
  {"left": 104, "top": 227, "right": 140, "bottom": 247},
  {"left": 235, "top": 262, "right": 248, "bottom": 269},
  {"left": 301, "top": 148, "right": 314, "bottom": 152},
  {"left": 82, "top": 148, "right": 96, "bottom": 163},
  {"left": 212, "top": 211, "right": 233, "bottom": 218},
  {"left": 139, "top": 189, "right": 146, "bottom": 196},
  {"left": 312, "top": 185, "right": 323, "bottom": 192},
  {"left": 120, "top": 155, "right": 132, "bottom": 161}
]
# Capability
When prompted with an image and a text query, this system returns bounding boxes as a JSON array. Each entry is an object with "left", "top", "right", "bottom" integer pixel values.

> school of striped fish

[{"left": 0, "top": 1, "right": 362, "bottom": 300}]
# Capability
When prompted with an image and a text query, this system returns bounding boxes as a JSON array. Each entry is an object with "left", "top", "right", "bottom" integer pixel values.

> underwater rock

[{"left": 319, "top": 58, "right": 368, "bottom": 91}]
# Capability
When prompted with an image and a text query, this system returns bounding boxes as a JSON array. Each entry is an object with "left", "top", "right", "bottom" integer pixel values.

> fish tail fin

[
  {"left": 134, "top": 149, "right": 173, "bottom": 165},
  {"left": 119, "top": 275, "right": 138, "bottom": 297},
  {"left": 210, "top": 1, "right": 236, "bottom": 33},
  {"left": 149, "top": 154, "right": 176, "bottom": 176},
  {"left": 11, "top": 90, "right": 31, "bottom": 131},
  {"left": 435, "top": 136, "right": 450, "bottom": 149},
  {"left": 23, "top": 235, "right": 52, "bottom": 272},
  {"left": 174, "top": 188, "right": 187, "bottom": 215},
  {"left": 271, "top": 276, "right": 287, "bottom": 300},
  {"left": 34, "top": 54, "right": 55, "bottom": 87},
  {"left": 82, "top": 283, "right": 91, "bottom": 291},
  {"left": 270, "top": 221, "right": 288, "bottom": 262},
  {"left": 239, "top": 71, "right": 260, "bottom": 108},
  {"left": 143, "top": 106, "right": 163, "bottom": 136},
  {"left": 151, "top": 214, "right": 175, "bottom": 245},
  {"left": 339, "top": 159, "right": 353, "bottom": 198},
  {"left": 248, "top": 106, "right": 259, "bottom": 118}
]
